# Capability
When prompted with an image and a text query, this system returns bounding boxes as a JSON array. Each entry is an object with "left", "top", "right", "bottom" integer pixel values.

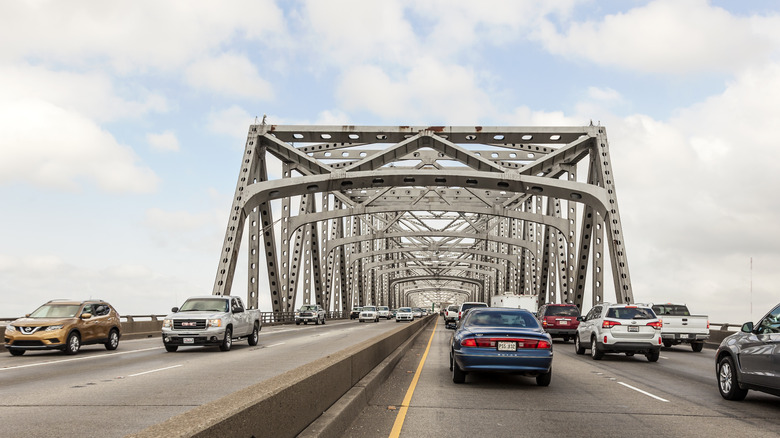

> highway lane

[
  {"left": 0, "top": 318, "right": 401, "bottom": 438},
  {"left": 345, "top": 318, "right": 779, "bottom": 438}
]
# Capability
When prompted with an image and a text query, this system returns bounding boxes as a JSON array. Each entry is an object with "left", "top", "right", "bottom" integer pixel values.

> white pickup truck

[
  {"left": 162, "top": 295, "right": 261, "bottom": 352},
  {"left": 650, "top": 303, "right": 709, "bottom": 352}
]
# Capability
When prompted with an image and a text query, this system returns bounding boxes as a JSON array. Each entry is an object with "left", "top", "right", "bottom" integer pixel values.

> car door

[
  {"left": 79, "top": 304, "right": 99, "bottom": 342},
  {"left": 231, "top": 297, "right": 250, "bottom": 336},
  {"left": 579, "top": 305, "right": 601, "bottom": 341},
  {"left": 738, "top": 305, "right": 780, "bottom": 389}
]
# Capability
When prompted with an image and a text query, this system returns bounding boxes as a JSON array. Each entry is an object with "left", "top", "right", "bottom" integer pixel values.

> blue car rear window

[{"left": 465, "top": 311, "right": 539, "bottom": 328}]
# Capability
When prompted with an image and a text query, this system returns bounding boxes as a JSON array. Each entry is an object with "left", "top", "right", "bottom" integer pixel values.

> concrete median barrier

[{"left": 126, "top": 316, "right": 434, "bottom": 438}]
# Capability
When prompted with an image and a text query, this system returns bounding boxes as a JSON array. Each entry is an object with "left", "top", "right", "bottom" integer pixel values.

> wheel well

[{"left": 68, "top": 329, "right": 81, "bottom": 339}]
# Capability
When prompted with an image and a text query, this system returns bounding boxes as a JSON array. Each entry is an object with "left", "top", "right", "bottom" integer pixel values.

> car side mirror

[
  {"left": 741, "top": 322, "right": 754, "bottom": 333},
  {"left": 577, "top": 316, "right": 585, "bottom": 321},
  {"left": 172, "top": 307, "right": 179, "bottom": 313},
  {"left": 81, "top": 313, "right": 92, "bottom": 319}
]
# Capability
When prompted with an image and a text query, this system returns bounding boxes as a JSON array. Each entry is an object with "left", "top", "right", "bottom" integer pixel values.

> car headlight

[
  {"left": 295, "top": 312, "right": 300, "bottom": 316},
  {"left": 45, "top": 325, "right": 63, "bottom": 331},
  {"left": 5, "top": 325, "right": 15, "bottom": 333},
  {"left": 207, "top": 319, "right": 222, "bottom": 328},
  {"left": 162, "top": 319, "right": 172, "bottom": 328}
]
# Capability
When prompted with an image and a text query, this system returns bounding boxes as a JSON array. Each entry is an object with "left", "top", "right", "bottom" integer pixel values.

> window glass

[
  {"left": 757, "top": 305, "right": 780, "bottom": 334},
  {"left": 29, "top": 304, "right": 82, "bottom": 318},
  {"left": 606, "top": 307, "right": 655, "bottom": 320},
  {"left": 545, "top": 305, "right": 580, "bottom": 317},
  {"left": 465, "top": 310, "right": 540, "bottom": 328}
]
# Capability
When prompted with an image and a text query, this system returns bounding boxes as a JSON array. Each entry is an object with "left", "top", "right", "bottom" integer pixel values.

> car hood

[{"left": 10, "top": 317, "right": 73, "bottom": 326}]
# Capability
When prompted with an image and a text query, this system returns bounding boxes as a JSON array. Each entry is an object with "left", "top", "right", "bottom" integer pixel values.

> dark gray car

[{"left": 715, "top": 303, "right": 780, "bottom": 400}]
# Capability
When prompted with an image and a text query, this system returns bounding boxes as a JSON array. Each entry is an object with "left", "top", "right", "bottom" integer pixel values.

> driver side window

[{"left": 757, "top": 306, "right": 780, "bottom": 334}]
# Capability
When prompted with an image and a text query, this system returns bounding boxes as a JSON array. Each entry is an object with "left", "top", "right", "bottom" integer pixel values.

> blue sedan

[{"left": 449, "top": 307, "right": 553, "bottom": 385}]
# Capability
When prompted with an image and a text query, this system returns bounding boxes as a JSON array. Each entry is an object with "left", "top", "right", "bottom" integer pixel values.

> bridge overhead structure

[{"left": 212, "top": 124, "right": 634, "bottom": 314}]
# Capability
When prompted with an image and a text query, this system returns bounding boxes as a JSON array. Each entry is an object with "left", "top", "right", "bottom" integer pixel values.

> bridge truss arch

[{"left": 212, "top": 124, "right": 634, "bottom": 313}]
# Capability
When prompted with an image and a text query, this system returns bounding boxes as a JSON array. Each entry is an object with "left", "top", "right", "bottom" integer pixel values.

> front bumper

[
  {"left": 162, "top": 328, "right": 226, "bottom": 346},
  {"left": 4, "top": 331, "right": 67, "bottom": 351}
]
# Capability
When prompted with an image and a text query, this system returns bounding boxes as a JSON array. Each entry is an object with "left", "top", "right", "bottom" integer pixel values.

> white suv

[
  {"left": 376, "top": 306, "right": 391, "bottom": 319},
  {"left": 574, "top": 303, "right": 662, "bottom": 362},
  {"left": 359, "top": 306, "right": 379, "bottom": 323}
]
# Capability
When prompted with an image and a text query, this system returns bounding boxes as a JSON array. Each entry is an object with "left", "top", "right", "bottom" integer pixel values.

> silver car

[
  {"left": 716, "top": 302, "right": 780, "bottom": 400},
  {"left": 575, "top": 303, "right": 663, "bottom": 362},
  {"left": 377, "top": 306, "right": 391, "bottom": 319},
  {"left": 395, "top": 307, "right": 414, "bottom": 322}
]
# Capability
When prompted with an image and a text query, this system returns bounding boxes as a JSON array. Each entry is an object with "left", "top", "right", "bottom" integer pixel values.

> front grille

[
  {"left": 173, "top": 319, "right": 207, "bottom": 330},
  {"left": 13, "top": 340, "right": 45, "bottom": 347}
]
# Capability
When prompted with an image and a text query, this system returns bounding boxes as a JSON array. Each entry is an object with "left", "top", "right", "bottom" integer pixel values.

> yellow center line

[{"left": 389, "top": 321, "right": 438, "bottom": 438}]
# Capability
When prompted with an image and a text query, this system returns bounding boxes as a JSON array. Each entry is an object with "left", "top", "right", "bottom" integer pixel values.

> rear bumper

[
  {"left": 597, "top": 341, "right": 660, "bottom": 354},
  {"left": 454, "top": 349, "right": 553, "bottom": 375},
  {"left": 661, "top": 333, "right": 709, "bottom": 341},
  {"left": 545, "top": 328, "right": 577, "bottom": 336}
]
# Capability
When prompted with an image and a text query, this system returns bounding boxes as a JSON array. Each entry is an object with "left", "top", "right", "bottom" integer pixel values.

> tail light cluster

[
  {"left": 646, "top": 320, "right": 663, "bottom": 330},
  {"left": 460, "top": 337, "right": 551, "bottom": 349},
  {"left": 602, "top": 320, "right": 621, "bottom": 328}
]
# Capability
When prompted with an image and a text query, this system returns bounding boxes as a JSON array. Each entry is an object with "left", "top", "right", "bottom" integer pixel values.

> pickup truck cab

[
  {"left": 650, "top": 303, "right": 709, "bottom": 352},
  {"left": 162, "top": 296, "right": 261, "bottom": 352}
]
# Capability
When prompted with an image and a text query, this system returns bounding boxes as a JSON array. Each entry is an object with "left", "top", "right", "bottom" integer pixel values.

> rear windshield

[
  {"left": 651, "top": 305, "right": 690, "bottom": 316},
  {"left": 461, "top": 303, "right": 487, "bottom": 312},
  {"left": 544, "top": 306, "right": 580, "bottom": 317},
  {"left": 465, "top": 310, "right": 540, "bottom": 328},
  {"left": 448, "top": 305, "right": 459, "bottom": 311},
  {"left": 606, "top": 307, "right": 655, "bottom": 320}
]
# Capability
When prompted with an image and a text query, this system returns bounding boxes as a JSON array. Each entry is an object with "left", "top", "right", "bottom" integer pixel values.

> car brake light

[
  {"left": 461, "top": 337, "right": 550, "bottom": 349},
  {"left": 646, "top": 320, "right": 662, "bottom": 330},
  {"left": 602, "top": 320, "right": 621, "bottom": 328},
  {"left": 604, "top": 335, "right": 608, "bottom": 343},
  {"left": 461, "top": 338, "right": 477, "bottom": 347},
  {"left": 537, "top": 340, "right": 551, "bottom": 349},
  {"left": 707, "top": 320, "right": 710, "bottom": 329}
]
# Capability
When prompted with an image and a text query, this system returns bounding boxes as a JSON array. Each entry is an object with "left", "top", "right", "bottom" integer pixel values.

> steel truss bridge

[{"left": 212, "top": 124, "right": 634, "bottom": 313}]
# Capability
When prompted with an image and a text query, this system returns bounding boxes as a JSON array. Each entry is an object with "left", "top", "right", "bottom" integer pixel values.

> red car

[{"left": 537, "top": 303, "right": 580, "bottom": 342}]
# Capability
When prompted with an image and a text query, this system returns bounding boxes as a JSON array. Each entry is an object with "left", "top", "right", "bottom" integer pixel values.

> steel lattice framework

[{"left": 212, "top": 124, "right": 634, "bottom": 313}]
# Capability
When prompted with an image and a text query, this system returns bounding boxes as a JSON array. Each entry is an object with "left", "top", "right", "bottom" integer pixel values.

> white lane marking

[
  {"left": 265, "top": 343, "right": 285, "bottom": 348},
  {"left": 128, "top": 364, "right": 182, "bottom": 377},
  {"left": 0, "top": 347, "right": 163, "bottom": 371},
  {"left": 661, "top": 356, "right": 669, "bottom": 359},
  {"left": 618, "top": 381, "right": 669, "bottom": 402}
]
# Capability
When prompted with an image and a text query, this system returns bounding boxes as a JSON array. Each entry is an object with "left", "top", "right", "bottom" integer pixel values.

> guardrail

[{"left": 1, "top": 312, "right": 348, "bottom": 343}]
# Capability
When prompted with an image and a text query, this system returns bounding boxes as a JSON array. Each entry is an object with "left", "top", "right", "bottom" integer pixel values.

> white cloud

[
  {"left": 144, "top": 207, "right": 218, "bottom": 233},
  {"left": 534, "top": 0, "right": 780, "bottom": 74},
  {"left": 147, "top": 130, "right": 180, "bottom": 152},
  {"left": 0, "top": 99, "right": 159, "bottom": 193},
  {"left": 185, "top": 53, "right": 274, "bottom": 100},
  {"left": 206, "top": 105, "right": 256, "bottom": 143}
]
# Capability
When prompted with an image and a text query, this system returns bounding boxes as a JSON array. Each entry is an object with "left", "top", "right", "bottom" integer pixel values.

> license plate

[
  {"left": 497, "top": 341, "right": 516, "bottom": 351},
  {"left": 628, "top": 326, "right": 639, "bottom": 332},
  {"left": 183, "top": 338, "right": 194, "bottom": 344},
  {"left": 559, "top": 320, "right": 569, "bottom": 325},
  {"left": 688, "top": 334, "right": 696, "bottom": 339}
]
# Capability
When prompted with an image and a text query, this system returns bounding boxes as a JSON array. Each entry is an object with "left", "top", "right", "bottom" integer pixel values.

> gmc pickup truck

[
  {"left": 650, "top": 303, "right": 709, "bottom": 352},
  {"left": 162, "top": 296, "right": 261, "bottom": 352}
]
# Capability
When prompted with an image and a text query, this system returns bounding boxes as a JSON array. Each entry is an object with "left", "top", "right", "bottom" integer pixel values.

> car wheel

[
  {"left": 315, "top": 318, "right": 319, "bottom": 325},
  {"left": 165, "top": 345, "right": 178, "bottom": 352},
  {"left": 65, "top": 332, "right": 80, "bottom": 355},
  {"left": 322, "top": 317, "right": 326, "bottom": 325},
  {"left": 663, "top": 340, "right": 673, "bottom": 348},
  {"left": 9, "top": 349, "right": 25, "bottom": 356},
  {"left": 452, "top": 358, "right": 466, "bottom": 383},
  {"left": 304, "top": 321, "right": 308, "bottom": 325},
  {"left": 590, "top": 337, "right": 603, "bottom": 360},
  {"left": 574, "top": 334, "right": 586, "bottom": 355},
  {"left": 718, "top": 355, "right": 748, "bottom": 400},
  {"left": 296, "top": 321, "right": 301, "bottom": 325},
  {"left": 248, "top": 323, "right": 259, "bottom": 346},
  {"left": 536, "top": 369, "right": 552, "bottom": 387},
  {"left": 105, "top": 329, "right": 119, "bottom": 350},
  {"left": 396, "top": 319, "right": 400, "bottom": 323},
  {"left": 646, "top": 349, "right": 659, "bottom": 362},
  {"left": 219, "top": 328, "right": 232, "bottom": 351},
  {"left": 691, "top": 342, "right": 704, "bottom": 352}
]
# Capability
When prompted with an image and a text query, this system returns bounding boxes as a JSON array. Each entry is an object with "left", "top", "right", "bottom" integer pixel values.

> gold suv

[{"left": 4, "top": 299, "right": 121, "bottom": 356}]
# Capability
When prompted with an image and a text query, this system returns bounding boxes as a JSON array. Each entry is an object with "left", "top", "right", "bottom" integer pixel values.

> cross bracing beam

[{"left": 213, "top": 124, "right": 634, "bottom": 314}]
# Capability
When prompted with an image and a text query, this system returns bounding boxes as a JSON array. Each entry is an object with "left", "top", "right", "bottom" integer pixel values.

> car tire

[
  {"left": 248, "top": 323, "right": 259, "bottom": 346},
  {"left": 9, "top": 349, "right": 25, "bottom": 356},
  {"left": 691, "top": 342, "right": 704, "bottom": 352},
  {"left": 396, "top": 319, "right": 400, "bottom": 323},
  {"left": 646, "top": 349, "right": 660, "bottom": 362},
  {"left": 536, "top": 369, "right": 552, "bottom": 387},
  {"left": 65, "top": 332, "right": 80, "bottom": 355},
  {"left": 663, "top": 340, "right": 673, "bottom": 348},
  {"left": 574, "top": 334, "right": 586, "bottom": 355},
  {"left": 452, "top": 358, "right": 466, "bottom": 384},
  {"left": 165, "top": 345, "right": 178, "bottom": 352},
  {"left": 590, "top": 337, "right": 603, "bottom": 360},
  {"left": 105, "top": 329, "right": 120, "bottom": 350},
  {"left": 296, "top": 321, "right": 300, "bottom": 325},
  {"left": 562, "top": 336, "right": 569, "bottom": 343},
  {"left": 322, "top": 317, "right": 326, "bottom": 325},
  {"left": 315, "top": 318, "right": 319, "bottom": 325},
  {"left": 219, "top": 328, "right": 232, "bottom": 352},
  {"left": 718, "top": 355, "right": 748, "bottom": 400}
]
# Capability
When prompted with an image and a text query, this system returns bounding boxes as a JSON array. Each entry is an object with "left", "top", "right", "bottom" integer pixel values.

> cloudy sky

[{"left": 2, "top": 0, "right": 779, "bottom": 324}]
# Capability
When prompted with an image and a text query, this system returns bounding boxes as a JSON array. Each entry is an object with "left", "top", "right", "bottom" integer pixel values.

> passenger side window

[
  {"left": 81, "top": 304, "right": 93, "bottom": 316},
  {"left": 757, "top": 307, "right": 780, "bottom": 334}
]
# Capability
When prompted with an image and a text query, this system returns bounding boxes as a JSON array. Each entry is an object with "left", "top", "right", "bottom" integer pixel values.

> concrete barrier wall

[{"left": 126, "top": 316, "right": 433, "bottom": 438}]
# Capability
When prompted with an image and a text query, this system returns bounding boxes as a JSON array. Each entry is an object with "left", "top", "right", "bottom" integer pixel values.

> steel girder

[{"left": 213, "top": 124, "right": 634, "bottom": 313}]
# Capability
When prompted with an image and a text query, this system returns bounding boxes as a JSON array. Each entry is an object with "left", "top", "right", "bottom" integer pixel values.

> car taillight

[
  {"left": 542, "top": 320, "right": 549, "bottom": 327},
  {"left": 707, "top": 320, "right": 710, "bottom": 329},
  {"left": 458, "top": 312, "right": 462, "bottom": 320},
  {"left": 461, "top": 338, "right": 477, "bottom": 347},
  {"left": 646, "top": 320, "right": 662, "bottom": 330},
  {"left": 461, "top": 337, "right": 550, "bottom": 349},
  {"left": 602, "top": 320, "right": 621, "bottom": 328},
  {"left": 537, "top": 340, "right": 551, "bottom": 349}
]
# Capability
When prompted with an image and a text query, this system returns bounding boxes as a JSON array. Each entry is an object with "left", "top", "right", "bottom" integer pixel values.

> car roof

[{"left": 46, "top": 299, "right": 109, "bottom": 305}]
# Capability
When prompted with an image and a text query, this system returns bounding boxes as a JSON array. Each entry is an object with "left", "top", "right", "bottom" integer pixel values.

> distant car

[
  {"left": 537, "top": 303, "right": 580, "bottom": 342},
  {"left": 350, "top": 307, "right": 362, "bottom": 320},
  {"left": 359, "top": 306, "right": 379, "bottom": 323},
  {"left": 458, "top": 302, "right": 488, "bottom": 320},
  {"left": 575, "top": 303, "right": 662, "bottom": 362},
  {"left": 716, "top": 302, "right": 780, "bottom": 400},
  {"left": 377, "top": 306, "right": 391, "bottom": 319},
  {"left": 444, "top": 304, "right": 460, "bottom": 328},
  {"left": 412, "top": 307, "right": 423, "bottom": 318},
  {"left": 295, "top": 304, "right": 326, "bottom": 325},
  {"left": 4, "top": 299, "right": 121, "bottom": 356},
  {"left": 396, "top": 307, "right": 414, "bottom": 322},
  {"left": 449, "top": 307, "right": 553, "bottom": 386}
]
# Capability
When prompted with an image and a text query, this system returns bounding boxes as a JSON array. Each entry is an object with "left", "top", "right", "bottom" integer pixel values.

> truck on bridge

[
  {"left": 161, "top": 296, "right": 261, "bottom": 352},
  {"left": 490, "top": 294, "right": 539, "bottom": 315}
]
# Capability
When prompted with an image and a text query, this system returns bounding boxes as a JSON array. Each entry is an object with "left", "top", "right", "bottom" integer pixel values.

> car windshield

[
  {"left": 545, "top": 306, "right": 579, "bottom": 317},
  {"left": 29, "top": 304, "right": 81, "bottom": 318},
  {"left": 465, "top": 310, "right": 540, "bottom": 328},
  {"left": 607, "top": 307, "right": 655, "bottom": 319},
  {"left": 300, "top": 305, "right": 317, "bottom": 311},
  {"left": 399, "top": 308, "right": 412, "bottom": 312},
  {"left": 363, "top": 306, "right": 377, "bottom": 311},
  {"left": 378, "top": 306, "right": 389, "bottom": 310},
  {"left": 179, "top": 299, "right": 229, "bottom": 312},
  {"left": 651, "top": 305, "right": 690, "bottom": 316}
]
